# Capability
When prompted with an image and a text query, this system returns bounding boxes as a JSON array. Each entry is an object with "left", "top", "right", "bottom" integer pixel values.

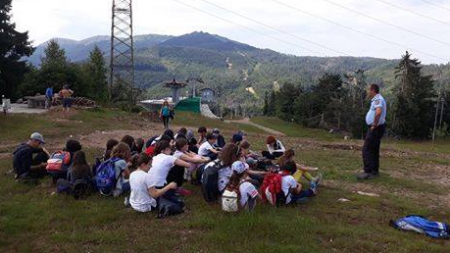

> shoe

[
  {"left": 357, "top": 172, "right": 377, "bottom": 180},
  {"left": 124, "top": 196, "right": 131, "bottom": 207},
  {"left": 313, "top": 173, "right": 323, "bottom": 185},
  {"left": 176, "top": 187, "right": 192, "bottom": 196},
  {"left": 310, "top": 182, "right": 318, "bottom": 195}
]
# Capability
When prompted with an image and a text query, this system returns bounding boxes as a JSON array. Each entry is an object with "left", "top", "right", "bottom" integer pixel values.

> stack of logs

[{"left": 53, "top": 97, "right": 97, "bottom": 108}]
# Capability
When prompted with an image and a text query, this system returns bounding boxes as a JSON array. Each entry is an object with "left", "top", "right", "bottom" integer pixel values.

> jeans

[{"left": 162, "top": 116, "right": 170, "bottom": 129}]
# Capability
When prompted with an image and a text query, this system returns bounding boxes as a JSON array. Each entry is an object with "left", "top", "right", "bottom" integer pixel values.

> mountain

[{"left": 26, "top": 31, "right": 450, "bottom": 108}]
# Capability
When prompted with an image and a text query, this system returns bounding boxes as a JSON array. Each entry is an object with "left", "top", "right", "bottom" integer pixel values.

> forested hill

[{"left": 28, "top": 31, "right": 448, "bottom": 106}]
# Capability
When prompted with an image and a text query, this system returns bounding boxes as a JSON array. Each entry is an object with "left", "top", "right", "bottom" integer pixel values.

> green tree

[
  {"left": 86, "top": 46, "right": 108, "bottom": 102},
  {"left": 40, "top": 40, "right": 67, "bottom": 68},
  {"left": 0, "top": 0, "right": 34, "bottom": 98},
  {"left": 263, "top": 91, "right": 269, "bottom": 115},
  {"left": 267, "top": 90, "right": 277, "bottom": 116},
  {"left": 391, "top": 51, "right": 436, "bottom": 139},
  {"left": 275, "top": 82, "right": 302, "bottom": 120}
]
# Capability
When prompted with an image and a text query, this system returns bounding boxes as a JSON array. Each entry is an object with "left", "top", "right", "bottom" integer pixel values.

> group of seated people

[{"left": 12, "top": 127, "right": 322, "bottom": 217}]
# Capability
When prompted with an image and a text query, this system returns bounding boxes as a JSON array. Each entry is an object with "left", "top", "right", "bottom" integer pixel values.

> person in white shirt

[
  {"left": 217, "top": 143, "right": 241, "bottom": 192},
  {"left": 129, "top": 153, "right": 177, "bottom": 212},
  {"left": 227, "top": 161, "right": 260, "bottom": 210},
  {"left": 357, "top": 84, "right": 387, "bottom": 180},
  {"left": 280, "top": 161, "right": 317, "bottom": 205},
  {"left": 148, "top": 140, "right": 190, "bottom": 188},
  {"left": 198, "top": 133, "right": 220, "bottom": 160},
  {"left": 174, "top": 138, "right": 210, "bottom": 179},
  {"left": 262, "top": 136, "right": 285, "bottom": 160}
]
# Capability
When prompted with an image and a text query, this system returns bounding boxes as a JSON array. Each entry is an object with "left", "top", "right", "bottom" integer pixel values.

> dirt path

[{"left": 224, "top": 118, "right": 286, "bottom": 136}]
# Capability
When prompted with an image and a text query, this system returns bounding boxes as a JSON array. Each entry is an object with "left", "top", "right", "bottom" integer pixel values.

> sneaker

[
  {"left": 313, "top": 173, "right": 323, "bottom": 185},
  {"left": 124, "top": 196, "right": 131, "bottom": 207},
  {"left": 176, "top": 187, "right": 192, "bottom": 196},
  {"left": 310, "top": 182, "right": 318, "bottom": 195}
]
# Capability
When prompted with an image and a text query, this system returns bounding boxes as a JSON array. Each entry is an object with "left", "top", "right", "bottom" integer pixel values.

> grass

[{"left": 1, "top": 110, "right": 449, "bottom": 252}]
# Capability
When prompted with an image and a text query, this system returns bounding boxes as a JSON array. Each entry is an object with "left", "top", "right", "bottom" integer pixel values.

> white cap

[{"left": 231, "top": 161, "right": 249, "bottom": 174}]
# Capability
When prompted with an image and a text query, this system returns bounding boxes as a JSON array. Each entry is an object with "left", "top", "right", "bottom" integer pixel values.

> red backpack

[
  {"left": 260, "top": 171, "right": 289, "bottom": 206},
  {"left": 46, "top": 151, "right": 72, "bottom": 172},
  {"left": 145, "top": 144, "right": 156, "bottom": 157}
]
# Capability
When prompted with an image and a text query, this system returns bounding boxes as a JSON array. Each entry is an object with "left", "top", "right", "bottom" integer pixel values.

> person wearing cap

[
  {"left": 226, "top": 160, "right": 260, "bottom": 211},
  {"left": 212, "top": 128, "right": 226, "bottom": 148},
  {"left": 12, "top": 133, "right": 50, "bottom": 181}
]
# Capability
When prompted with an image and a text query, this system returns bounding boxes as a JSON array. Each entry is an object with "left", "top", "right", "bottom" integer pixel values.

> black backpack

[
  {"left": 201, "top": 160, "right": 223, "bottom": 202},
  {"left": 157, "top": 190, "right": 185, "bottom": 218}
]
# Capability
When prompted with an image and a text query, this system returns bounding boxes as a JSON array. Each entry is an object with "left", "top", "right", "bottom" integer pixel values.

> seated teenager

[
  {"left": 174, "top": 138, "right": 210, "bottom": 175},
  {"left": 121, "top": 135, "right": 139, "bottom": 155},
  {"left": 148, "top": 140, "right": 190, "bottom": 191},
  {"left": 226, "top": 161, "right": 260, "bottom": 211},
  {"left": 281, "top": 161, "right": 317, "bottom": 205},
  {"left": 12, "top": 132, "right": 50, "bottom": 182},
  {"left": 145, "top": 134, "right": 172, "bottom": 157},
  {"left": 135, "top": 138, "right": 145, "bottom": 154},
  {"left": 129, "top": 153, "right": 177, "bottom": 213},
  {"left": 230, "top": 133, "right": 243, "bottom": 145},
  {"left": 239, "top": 141, "right": 267, "bottom": 186},
  {"left": 175, "top": 127, "right": 188, "bottom": 140},
  {"left": 262, "top": 136, "right": 286, "bottom": 160},
  {"left": 110, "top": 142, "right": 132, "bottom": 197},
  {"left": 278, "top": 149, "right": 322, "bottom": 184},
  {"left": 198, "top": 133, "right": 220, "bottom": 160},
  {"left": 57, "top": 150, "right": 94, "bottom": 196},
  {"left": 212, "top": 128, "right": 226, "bottom": 148},
  {"left": 197, "top": 126, "right": 207, "bottom": 146},
  {"left": 217, "top": 143, "right": 242, "bottom": 193},
  {"left": 104, "top": 139, "right": 119, "bottom": 161},
  {"left": 48, "top": 139, "right": 82, "bottom": 182},
  {"left": 186, "top": 129, "right": 198, "bottom": 154}
]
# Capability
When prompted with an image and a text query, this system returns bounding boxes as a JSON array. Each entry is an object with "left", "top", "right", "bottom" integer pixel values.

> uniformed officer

[{"left": 357, "top": 84, "right": 387, "bottom": 180}]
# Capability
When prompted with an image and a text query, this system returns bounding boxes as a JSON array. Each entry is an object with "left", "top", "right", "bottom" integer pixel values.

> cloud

[{"left": 11, "top": 0, "right": 450, "bottom": 63}]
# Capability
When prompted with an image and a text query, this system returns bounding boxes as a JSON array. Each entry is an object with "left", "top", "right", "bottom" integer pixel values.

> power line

[
  {"left": 416, "top": 0, "right": 450, "bottom": 13},
  {"left": 318, "top": 0, "right": 450, "bottom": 48},
  {"left": 168, "top": 0, "right": 325, "bottom": 56},
  {"left": 195, "top": 0, "right": 353, "bottom": 56},
  {"left": 368, "top": 0, "right": 450, "bottom": 27},
  {"left": 265, "top": 0, "right": 447, "bottom": 62}
]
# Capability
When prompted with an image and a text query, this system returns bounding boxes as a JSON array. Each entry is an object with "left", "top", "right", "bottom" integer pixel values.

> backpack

[
  {"left": 157, "top": 190, "right": 185, "bottom": 218},
  {"left": 46, "top": 151, "right": 72, "bottom": 173},
  {"left": 95, "top": 157, "right": 121, "bottom": 196},
  {"left": 260, "top": 172, "right": 287, "bottom": 206},
  {"left": 56, "top": 177, "right": 91, "bottom": 200},
  {"left": 390, "top": 215, "right": 450, "bottom": 239},
  {"left": 145, "top": 135, "right": 158, "bottom": 148},
  {"left": 222, "top": 189, "right": 239, "bottom": 212},
  {"left": 201, "top": 160, "right": 223, "bottom": 202},
  {"left": 145, "top": 144, "right": 156, "bottom": 157}
]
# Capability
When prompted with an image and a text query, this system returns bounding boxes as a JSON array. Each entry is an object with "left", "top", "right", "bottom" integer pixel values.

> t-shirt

[
  {"left": 112, "top": 159, "right": 128, "bottom": 197},
  {"left": 218, "top": 166, "right": 232, "bottom": 192},
  {"left": 12, "top": 144, "right": 40, "bottom": 176},
  {"left": 173, "top": 150, "right": 184, "bottom": 159},
  {"left": 161, "top": 106, "right": 170, "bottom": 117},
  {"left": 281, "top": 175, "right": 297, "bottom": 204},
  {"left": 198, "top": 141, "right": 214, "bottom": 156},
  {"left": 148, "top": 153, "right": 177, "bottom": 187},
  {"left": 129, "top": 170, "right": 157, "bottom": 212},
  {"left": 239, "top": 181, "right": 258, "bottom": 207}
]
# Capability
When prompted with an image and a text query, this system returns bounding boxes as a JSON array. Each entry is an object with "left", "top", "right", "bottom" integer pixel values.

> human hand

[{"left": 168, "top": 182, "right": 178, "bottom": 189}]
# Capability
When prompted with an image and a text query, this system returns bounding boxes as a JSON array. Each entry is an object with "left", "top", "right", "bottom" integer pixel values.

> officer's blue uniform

[{"left": 363, "top": 94, "right": 387, "bottom": 175}]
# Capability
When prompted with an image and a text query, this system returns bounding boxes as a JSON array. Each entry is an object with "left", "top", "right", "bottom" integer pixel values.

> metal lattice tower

[{"left": 109, "top": 0, "right": 135, "bottom": 103}]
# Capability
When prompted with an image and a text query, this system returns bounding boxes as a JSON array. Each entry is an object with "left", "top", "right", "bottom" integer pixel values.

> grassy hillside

[{"left": 0, "top": 109, "right": 449, "bottom": 252}]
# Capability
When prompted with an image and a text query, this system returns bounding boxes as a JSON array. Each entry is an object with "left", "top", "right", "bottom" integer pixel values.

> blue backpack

[
  {"left": 95, "top": 157, "right": 121, "bottom": 196},
  {"left": 390, "top": 215, "right": 450, "bottom": 239}
]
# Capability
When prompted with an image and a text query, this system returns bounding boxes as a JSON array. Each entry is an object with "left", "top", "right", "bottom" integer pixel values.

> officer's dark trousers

[{"left": 362, "top": 124, "right": 386, "bottom": 174}]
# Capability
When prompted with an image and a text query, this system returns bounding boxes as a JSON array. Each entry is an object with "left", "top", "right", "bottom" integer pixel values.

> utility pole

[{"left": 109, "top": 0, "right": 135, "bottom": 104}]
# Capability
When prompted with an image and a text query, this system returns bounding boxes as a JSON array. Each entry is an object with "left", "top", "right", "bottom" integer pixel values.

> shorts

[{"left": 63, "top": 98, "right": 72, "bottom": 108}]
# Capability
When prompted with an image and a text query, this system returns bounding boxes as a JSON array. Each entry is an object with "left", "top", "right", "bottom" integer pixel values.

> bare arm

[
  {"left": 373, "top": 107, "right": 382, "bottom": 127},
  {"left": 180, "top": 154, "right": 210, "bottom": 164},
  {"left": 175, "top": 158, "right": 191, "bottom": 168},
  {"left": 148, "top": 182, "right": 177, "bottom": 198},
  {"left": 296, "top": 162, "right": 318, "bottom": 172}
]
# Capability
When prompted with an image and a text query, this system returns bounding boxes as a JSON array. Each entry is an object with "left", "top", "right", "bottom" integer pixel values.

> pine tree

[
  {"left": 87, "top": 46, "right": 108, "bottom": 102},
  {"left": 275, "top": 82, "right": 302, "bottom": 120},
  {"left": 391, "top": 51, "right": 436, "bottom": 139},
  {"left": 0, "top": 0, "right": 34, "bottom": 98},
  {"left": 267, "top": 90, "right": 277, "bottom": 116},
  {"left": 40, "top": 40, "right": 67, "bottom": 68}
]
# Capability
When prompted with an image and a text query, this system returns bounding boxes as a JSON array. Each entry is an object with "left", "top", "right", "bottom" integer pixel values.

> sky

[{"left": 11, "top": 0, "right": 450, "bottom": 64}]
